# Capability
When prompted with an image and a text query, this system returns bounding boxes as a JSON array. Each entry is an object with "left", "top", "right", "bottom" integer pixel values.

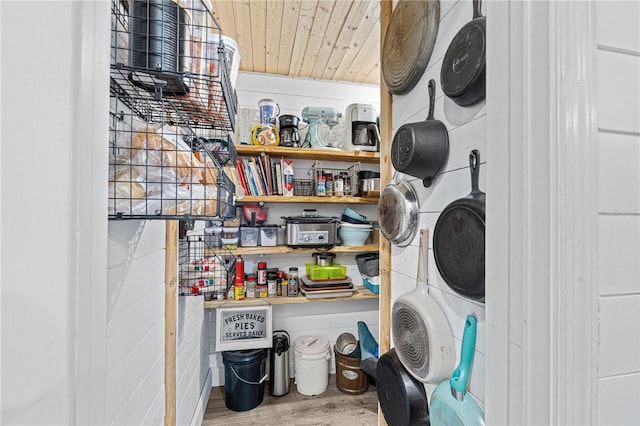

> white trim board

[{"left": 486, "top": 1, "right": 599, "bottom": 424}]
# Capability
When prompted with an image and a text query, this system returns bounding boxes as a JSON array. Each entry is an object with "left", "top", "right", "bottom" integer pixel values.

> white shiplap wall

[
  {"left": 390, "top": 0, "right": 487, "bottom": 406},
  {"left": 207, "top": 71, "right": 381, "bottom": 387},
  {"left": 107, "top": 221, "right": 166, "bottom": 425},
  {"left": 595, "top": 2, "right": 640, "bottom": 424}
]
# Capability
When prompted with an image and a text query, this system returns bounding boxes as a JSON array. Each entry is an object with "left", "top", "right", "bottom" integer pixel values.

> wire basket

[
  {"left": 294, "top": 179, "right": 315, "bottom": 196},
  {"left": 179, "top": 234, "right": 236, "bottom": 298},
  {"left": 108, "top": 102, "right": 236, "bottom": 220},
  {"left": 110, "top": 0, "right": 237, "bottom": 130},
  {"left": 310, "top": 161, "right": 361, "bottom": 196}
]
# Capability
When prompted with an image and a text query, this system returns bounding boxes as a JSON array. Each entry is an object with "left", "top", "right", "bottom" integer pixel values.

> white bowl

[
  {"left": 339, "top": 226, "right": 371, "bottom": 246},
  {"left": 340, "top": 222, "right": 373, "bottom": 229}
]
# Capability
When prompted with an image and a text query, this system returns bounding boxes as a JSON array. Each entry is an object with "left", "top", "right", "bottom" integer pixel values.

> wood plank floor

[{"left": 202, "top": 375, "right": 378, "bottom": 425}]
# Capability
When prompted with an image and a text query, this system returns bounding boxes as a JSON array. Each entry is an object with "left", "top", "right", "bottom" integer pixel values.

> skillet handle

[
  {"left": 473, "top": 0, "right": 483, "bottom": 19},
  {"left": 470, "top": 149, "right": 481, "bottom": 194},
  {"left": 416, "top": 228, "right": 429, "bottom": 284},
  {"left": 426, "top": 79, "right": 436, "bottom": 121},
  {"left": 450, "top": 315, "right": 478, "bottom": 400}
]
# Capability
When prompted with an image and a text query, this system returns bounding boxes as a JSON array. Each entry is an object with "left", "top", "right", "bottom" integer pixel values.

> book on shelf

[
  {"left": 234, "top": 159, "right": 249, "bottom": 195},
  {"left": 235, "top": 154, "right": 289, "bottom": 197}
]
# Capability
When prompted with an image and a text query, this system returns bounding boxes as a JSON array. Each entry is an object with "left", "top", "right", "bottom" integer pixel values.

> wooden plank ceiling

[{"left": 211, "top": 0, "right": 381, "bottom": 85}]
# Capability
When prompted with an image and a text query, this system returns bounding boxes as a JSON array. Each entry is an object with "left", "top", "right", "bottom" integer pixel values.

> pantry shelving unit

[
  {"left": 235, "top": 145, "right": 380, "bottom": 164},
  {"left": 207, "top": 144, "right": 382, "bottom": 306},
  {"left": 206, "top": 243, "right": 379, "bottom": 256},
  {"left": 203, "top": 287, "right": 377, "bottom": 309},
  {"left": 239, "top": 195, "right": 378, "bottom": 204}
]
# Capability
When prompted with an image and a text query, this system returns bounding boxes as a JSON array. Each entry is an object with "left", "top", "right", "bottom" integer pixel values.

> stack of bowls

[{"left": 339, "top": 208, "right": 372, "bottom": 246}]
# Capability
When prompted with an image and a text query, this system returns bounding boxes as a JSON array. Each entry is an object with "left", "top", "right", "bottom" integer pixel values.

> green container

[{"left": 305, "top": 263, "right": 347, "bottom": 280}]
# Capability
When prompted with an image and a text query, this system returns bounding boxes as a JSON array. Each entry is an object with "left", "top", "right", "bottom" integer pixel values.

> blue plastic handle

[{"left": 449, "top": 315, "right": 478, "bottom": 397}]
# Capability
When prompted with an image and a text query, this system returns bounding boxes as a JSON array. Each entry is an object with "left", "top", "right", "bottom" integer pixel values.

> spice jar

[
  {"left": 325, "top": 173, "right": 334, "bottom": 196},
  {"left": 267, "top": 272, "right": 278, "bottom": 297},
  {"left": 288, "top": 267, "right": 299, "bottom": 296},
  {"left": 334, "top": 173, "right": 344, "bottom": 196},
  {"left": 276, "top": 271, "right": 285, "bottom": 296},
  {"left": 257, "top": 262, "right": 267, "bottom": 286},
  {"left": 245, "top": 274, "right": 256, "bottom": 298},
  {"left": 342, "top": 172, "right": 351, "bottom": 195},
  {"left": 316, "top": 174, "right": 326, "bottom": 196}
]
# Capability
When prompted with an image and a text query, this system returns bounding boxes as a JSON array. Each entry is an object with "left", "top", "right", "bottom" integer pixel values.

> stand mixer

[{"left": 301, "top": 107, "right": 343, "bottom": 149}]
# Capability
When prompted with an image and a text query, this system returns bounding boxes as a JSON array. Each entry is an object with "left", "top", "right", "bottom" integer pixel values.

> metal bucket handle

[{"left": 230, "top": 365, "right": 268, "bottom": 386}]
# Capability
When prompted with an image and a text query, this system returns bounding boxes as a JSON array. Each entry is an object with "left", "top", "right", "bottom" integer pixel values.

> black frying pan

[
  {"left": 433, "top": 150, "right": 485, "bottom": 302},
  {"left": 377, "top": 349, "right": 430, "bottom": 426},
  {"left": 440, "top": 0, "right": 486, "bottom": 106}
]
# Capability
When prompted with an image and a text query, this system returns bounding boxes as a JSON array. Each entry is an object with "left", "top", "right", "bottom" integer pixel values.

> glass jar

[
  {"left": 342, "top": 172, "right": 351, "bottom": 195},
  {"left": 245, "top": 274, "right": 256, "bottom": 298},
  {"left": 325, "top": 173, "right": 333, "bottom": 196},
  {"left": 334, "top": 174, "right": 344, "bottom": 196}
]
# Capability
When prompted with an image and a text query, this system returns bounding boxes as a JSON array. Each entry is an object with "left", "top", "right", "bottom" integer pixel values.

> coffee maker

[
  {"left": 279, "top": 115, "right": 301, "bottom": 147},
  {"left": 342, "top": 103, "right": 380, "bottom": 152}
]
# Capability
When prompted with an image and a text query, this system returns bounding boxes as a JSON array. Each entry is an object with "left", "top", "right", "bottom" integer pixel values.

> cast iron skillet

[
  {"left": 391, "top": 79, "right": 449, "bottom": 188},
  {"left": 440, "top": 0, "right": 486, "bottom": 106},
  {"left": 433, "top": 150, "right": 485, "bottom": 302},
  {"left": 377, "top": 348, "right": 430, "bottom": 426}
]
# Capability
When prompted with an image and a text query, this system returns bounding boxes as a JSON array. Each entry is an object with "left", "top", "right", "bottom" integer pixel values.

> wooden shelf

[
  {"left": 235, "top": 145, "right": 380, "bottom": 164},
  {"left": 238, "top": 195, "right": 378, "bottom": 204},
  {"left": 206, "top": 244, "right": 379, "bottom": 256},
  {"left": 203, "top": 286, "right": 378, "bottom": 309}
]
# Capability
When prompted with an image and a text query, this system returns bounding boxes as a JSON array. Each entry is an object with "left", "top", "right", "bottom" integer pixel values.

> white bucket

[{"left": 293, "top": 335, "right": 331, "bottom": 395}]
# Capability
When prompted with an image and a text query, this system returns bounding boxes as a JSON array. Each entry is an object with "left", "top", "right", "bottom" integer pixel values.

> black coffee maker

[{"left": 279, "top": 115, "right": 300, "bottom": 147}]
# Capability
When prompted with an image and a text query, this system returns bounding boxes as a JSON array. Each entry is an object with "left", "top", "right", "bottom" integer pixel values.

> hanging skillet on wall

[
  {"left": 382, "top": 0, "right": 440, "bottom": 95},
  {"left": 433, "top": 150, "right": 485, "bottom": 302},
  {"left": 440, "top": 0, "right": 486, "bottom": 106},
  {"left": 391, "top": 79, "right": 449, "bottom": 188},
  {"left": 392, "top": 228, "right": 456, "bottom": 383}
]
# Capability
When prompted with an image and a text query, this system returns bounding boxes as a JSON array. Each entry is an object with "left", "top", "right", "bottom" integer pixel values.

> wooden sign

[{"left": 215, "top": 305, "right": 273, "bottom": 351}]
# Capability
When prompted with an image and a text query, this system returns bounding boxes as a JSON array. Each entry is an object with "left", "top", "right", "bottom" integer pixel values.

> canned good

[{"left": 256, "top": 285, "right": 268, "bottom": 298}]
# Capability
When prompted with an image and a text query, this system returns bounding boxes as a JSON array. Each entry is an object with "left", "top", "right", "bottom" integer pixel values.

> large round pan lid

[
  {"left": 382, "top": 0, "right": 440, "bottom": 95},
  {"left": 377, "top": 180, "right": 419, "bottom": 247}
]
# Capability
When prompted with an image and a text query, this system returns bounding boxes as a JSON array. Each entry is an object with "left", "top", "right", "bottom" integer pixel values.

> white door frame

[
  {"left": 73, "top": 1, "right": 111, "bottom": 424},
  {"left": 486, "top": 1, "right": 599, "bottom": 424}
]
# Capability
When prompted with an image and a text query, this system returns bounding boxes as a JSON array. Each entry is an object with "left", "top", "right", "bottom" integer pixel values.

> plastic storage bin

[
  {"left": 305, "top": 264, "right": 348, "bottom": 281},
  {"left": 293, "top": 335, "right": 331, "bottom": 396},
  {"left": 240, "top": 226, "right": 259, "bottom": 247},
  {"left": 259, "top": 225, "right": 278, "bottom": 246}
]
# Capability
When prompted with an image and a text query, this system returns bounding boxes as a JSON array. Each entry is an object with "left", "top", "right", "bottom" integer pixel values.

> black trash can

[{"left": 222, "top": 349, "right": 267, "bottom": 412}]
